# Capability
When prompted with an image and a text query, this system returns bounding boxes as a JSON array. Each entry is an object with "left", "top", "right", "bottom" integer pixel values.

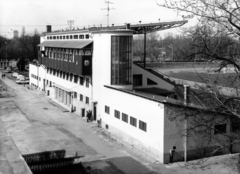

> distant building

[{"left": 13, "top": 30, "right": 18, "bottom": 38}]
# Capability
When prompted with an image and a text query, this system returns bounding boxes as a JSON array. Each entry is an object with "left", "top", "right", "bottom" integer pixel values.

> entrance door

[
  {"left": 43, "top": 79, "right": 46, "bottom": 91},
  {"left": 94, "top": 104, "right": 97, "bottom": 121}
]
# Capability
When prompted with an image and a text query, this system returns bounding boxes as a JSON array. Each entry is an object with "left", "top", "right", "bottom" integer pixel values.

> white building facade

[{"left": 30, "top": 22, "right": 235, "bottom": 164}]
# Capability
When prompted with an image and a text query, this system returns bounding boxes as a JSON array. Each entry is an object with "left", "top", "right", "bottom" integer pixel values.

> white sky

[{"left": 0, "top": 0, "right": 194, "bottom": 37}]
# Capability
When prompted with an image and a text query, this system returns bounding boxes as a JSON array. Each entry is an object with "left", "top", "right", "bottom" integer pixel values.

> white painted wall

[
  {"left": 92, "top": 31, "right": 133, "bottom": 121},
  {"left": 29, "top": 63, "right": 92, "bottom": 114},
  {"left": 101, "top": 86, "right": 165, "bottom": 162},
  {"left": 133, "top": 63, "right": 175, "bottom": 91}
]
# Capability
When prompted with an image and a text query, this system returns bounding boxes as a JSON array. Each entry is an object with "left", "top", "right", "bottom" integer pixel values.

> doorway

[{"left": 93, "top": 104, "right": 97, "bottom": 121}]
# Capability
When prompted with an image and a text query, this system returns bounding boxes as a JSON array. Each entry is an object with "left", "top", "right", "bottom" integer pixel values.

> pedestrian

[{"left": 169, "top": 146, "right": 176, "bottom": 163}]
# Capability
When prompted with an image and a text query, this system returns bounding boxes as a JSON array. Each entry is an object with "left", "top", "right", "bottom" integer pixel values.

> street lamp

[
  {"left": 169, "top": 44, "right": 173, "bottom": 61},
  {"left": 5, "top": 42, "right": 7, "bottom": 60}
]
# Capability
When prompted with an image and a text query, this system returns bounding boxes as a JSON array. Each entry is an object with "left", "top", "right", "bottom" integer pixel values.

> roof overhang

[
  {"left": 38, "top": 40, "right": 93, "bottom": 49},
  {"left": 89, "top": 20, "right": 188, "bottom": 34},
  {"left": 53, "top": 83, "right": 74, "bottom": 92}
]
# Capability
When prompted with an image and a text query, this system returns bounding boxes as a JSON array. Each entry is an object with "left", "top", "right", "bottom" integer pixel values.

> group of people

[{"left": 1, "top": 73, "right": 6, "bottom": 79}]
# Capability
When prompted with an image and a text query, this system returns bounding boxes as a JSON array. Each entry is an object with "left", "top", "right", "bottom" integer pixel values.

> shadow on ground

[{"left": 84, "top": 156, "right": 158, "bottom": 174}]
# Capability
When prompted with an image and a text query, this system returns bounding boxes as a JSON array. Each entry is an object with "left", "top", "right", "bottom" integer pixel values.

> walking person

[{"left": 169, "top": 146, "right": 176, "bottom": 163}]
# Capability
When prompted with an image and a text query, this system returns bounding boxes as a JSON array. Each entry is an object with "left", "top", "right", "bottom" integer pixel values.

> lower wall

[
  {"left": 101, "top": 87, "right": 165, "bottom": 163},
  {"left": 101, "top": 120, "right": 163, "bottom": 161}
]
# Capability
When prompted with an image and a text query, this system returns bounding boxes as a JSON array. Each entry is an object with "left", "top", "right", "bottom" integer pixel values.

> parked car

[
  {"left": 12, "top": 72, "right": 19, "bottom": 78},
  {"left": 16, "top": 75, "right": 25, "bottom": 80},
  {"left": 16, "top": 79, "right": 29, "bottom": 84}
]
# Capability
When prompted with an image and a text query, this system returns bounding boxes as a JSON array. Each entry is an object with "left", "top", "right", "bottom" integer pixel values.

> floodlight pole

[{"left": 144, "top": 31, "right": 146, "bottom": 68}]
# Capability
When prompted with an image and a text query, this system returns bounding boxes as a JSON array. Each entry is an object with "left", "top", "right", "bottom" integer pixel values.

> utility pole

[
  {"left": 67, "top": 20, "right": 74, "bottom": 30},
  {"left": 5, "top": 42, "right": 7, "bottom": 60},
  {"left": 101, "top": 0, "right": 115, "bottom": 27}
]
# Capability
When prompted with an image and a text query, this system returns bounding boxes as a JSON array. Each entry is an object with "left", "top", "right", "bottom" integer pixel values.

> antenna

[
  {"left": 101, "top": 0, "right": 115, "bottom": 27},
  {"left": 67, "top": 20, "right": 74, "bottom": 30}
]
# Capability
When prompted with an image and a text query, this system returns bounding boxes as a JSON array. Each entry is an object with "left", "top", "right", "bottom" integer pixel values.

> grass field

[{"left": 167, "top": 71, "right": 239, "bottom": 87}]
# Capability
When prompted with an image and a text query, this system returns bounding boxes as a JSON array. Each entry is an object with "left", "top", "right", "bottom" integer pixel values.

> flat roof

[
  {"left": 53, "top": 83, "right": 74, "bottom": 92},
  {"left": 135, "top": 87, "right": 174, "bottom": 97},
  {"left": 38, "top": 40, "right": 93, "bottom": 49},
  {"left": 89, "top": 20, "right": 188, "bottom": 34}
]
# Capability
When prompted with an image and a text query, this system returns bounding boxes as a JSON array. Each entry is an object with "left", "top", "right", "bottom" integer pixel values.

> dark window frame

[
  {"left": 111, "top": 36, "right": 132, "bottom": 85},
  {"left": 80, "top": 94, "right": 83, "bottom": 101},
  {"left": 114, "top": 110, "right": 120, "bottom": 119},
  {"left": 122, "top": 113, "right": 128, "bottom": 123},
  {"left": 214, "top": 124, "right": 227, "bottom": 134},
  {"left": 139, "top": 120, "right": 147, "bottom": 132},
  {"left": 130, "top": 116, "right": 137, "bottom": 127},
  {"left": 86, "top": 97, "right": 89, "bottom": 104},
  {"left": 105, "top": 106, "right": 110, "bottom": 114}
]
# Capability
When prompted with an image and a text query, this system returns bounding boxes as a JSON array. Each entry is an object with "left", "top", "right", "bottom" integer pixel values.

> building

[
  {"left": 13, "top": 30, "right": 19, "bottom": 38},
  {"left": 30, "top": 21, "right": 238, "bottom": 164}
]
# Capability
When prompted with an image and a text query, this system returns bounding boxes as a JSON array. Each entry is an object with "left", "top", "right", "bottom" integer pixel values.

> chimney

[
  {"left": 125, "top": 23, "right": 130, "bottom": 29},
  {"left": 183, "top": 85, "right": 190, "bottom": 105},
  {"left": 46, "top": 25, "right": 52, "bottom": 32}
]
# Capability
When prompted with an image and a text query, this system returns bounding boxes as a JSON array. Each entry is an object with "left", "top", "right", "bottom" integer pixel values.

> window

[
  {"left": 214, "top": 124, "right": 226, "bottom": 134},
  {"left": 80, "top": 94, "right": 83, "bottom": 101},
  {"left": 74, "top": 92, "right": 77, "bottom": 98},
  {"left": 53, "top": 36, "right": 56, "bottom": 40},
  {"left": 139, "top": 120, "right": 147, "bottom": 132},
  {"left": 74, "top": 75, "right": 78, "bottom": 83},
  {"left": 86, "top": 78, "right": 89, "bottom": 87},
  {"left": 232, "top": 118, "right": 240, "bottom": 132},
  {"left": 80, "top": 77, "right": 84, "bottom": 85},
  {"left": 70, "top": 35, "right": 73, "bottom": 39},
  {"left": 60, "top": 36, "right": 62, "bottom": 39},
  {"left": 85, "top": 34, "right": 89, "bottom": 39},
  {"left": 111, "top": 36, "right": 132, "bottom": 85},
  {"left": 122, "top": 113, "right": 128, "bottom": 123},
  {"left": 86, "top": 97, "right": 89, "bottom": 104},
  {"left": 57, "top": 36, "right": 59, "bottom": 39},
  {"left": 63, "top": 36, "right": 65, "bottom": 39},
  {"left": 66, "top": 36, "right": 69, "bottom": 39},
  {"left": 114, "top": 110, "right": 120, "bottom": 119},
  {"left": 133, "top": 74, "right": 142, "bottom": 86},
  {"left": 130, "top": 117, "right": 137, "bottom": 127},
  {"left": 105, "top": 106, "right": 110, "bottom": 114},
  {"left": 74, "top": 35, "right": 78, "bottom": 39},
  {"left": 79, "top": 35, "right": 84, "bottom": 39},
  {"left": 50, "top": 36, "right": 52, "bottom": 40}
]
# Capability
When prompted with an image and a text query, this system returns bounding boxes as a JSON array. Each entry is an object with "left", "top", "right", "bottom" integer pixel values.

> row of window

[
  {"left": 47, "top": 34, "right": 89, "bottom": 40},
  {"left": 44, "top": 47, "right": 92, "bottom": 61},
  {"left": 76, "top": 93, "right": 89, "bottom": 104},
  {"left": 31, "top": 74, "right": 41, "bottom": 81},
  {"left": 214, "top": 122, "right": 240, "bottom": 134},
  {"left": 48, "top": 69, "right": 89, "bottom": 87},
  {"left": 105, "top": 105, "right": 147, "bottom": 132}
]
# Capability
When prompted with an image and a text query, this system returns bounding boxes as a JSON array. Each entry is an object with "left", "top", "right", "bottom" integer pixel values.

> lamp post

[
  {"left": 5, "top": 42, "right": 7, "bottom": 60},
  {"left": 169, "top": 44, "right": 173, "bottom": 61}
]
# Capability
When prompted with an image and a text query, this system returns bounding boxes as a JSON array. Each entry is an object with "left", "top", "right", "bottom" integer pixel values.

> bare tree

[{"left": 157, "top": 0, "right": 240, "bottom": 166}]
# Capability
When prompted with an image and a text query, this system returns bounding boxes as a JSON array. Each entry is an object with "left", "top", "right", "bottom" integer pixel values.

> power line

[{"left": 101, "top": 0, "right": 115, "bottom": 27}]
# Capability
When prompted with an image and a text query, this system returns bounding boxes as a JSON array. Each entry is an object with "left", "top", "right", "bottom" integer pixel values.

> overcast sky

[{"left": 0, "top": 0, "right": 193, "bottom": 37}]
